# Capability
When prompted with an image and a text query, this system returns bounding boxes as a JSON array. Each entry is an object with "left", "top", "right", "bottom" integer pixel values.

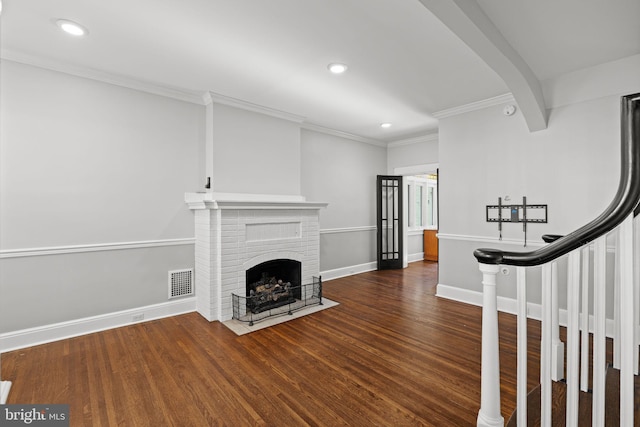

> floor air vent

[{"left": 169, "top": 269, "right": 194, "bottom": 299}]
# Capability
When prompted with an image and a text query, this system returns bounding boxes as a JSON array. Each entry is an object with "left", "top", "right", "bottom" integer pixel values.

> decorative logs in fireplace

[
  {"left": 247, "top": 272, "right": 296, "bottom": 313},
  {"left": 232, "top": 276, "right": 323, "bottom": 326},
  {"left": 245, "top": 259, "right": 302, "bottom": 313}
]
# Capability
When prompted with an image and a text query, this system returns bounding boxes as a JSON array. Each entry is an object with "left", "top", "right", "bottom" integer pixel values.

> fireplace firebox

[{"left": 246, "top": 259, "right": 302, "bottom": 313}]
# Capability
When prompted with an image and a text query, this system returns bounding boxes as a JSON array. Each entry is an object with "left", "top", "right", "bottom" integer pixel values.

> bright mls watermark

[{"left": 0, "top": 405, "right": 69, "bottom": 426}]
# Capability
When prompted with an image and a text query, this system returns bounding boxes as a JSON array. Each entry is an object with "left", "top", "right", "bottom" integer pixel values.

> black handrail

[{"left": 474, "top": 93, "right": 640, "bottom": 266}]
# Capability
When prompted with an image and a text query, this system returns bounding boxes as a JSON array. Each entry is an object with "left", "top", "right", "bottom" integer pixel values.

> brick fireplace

[{"left": 185, "top": 192, "right": 327, "bottom": 322}]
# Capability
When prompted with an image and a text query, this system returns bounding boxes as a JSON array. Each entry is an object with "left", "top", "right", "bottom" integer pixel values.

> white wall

[
  {"left": 0, "top": 61, "right": 202, "bottom": 332},
  {"left": 437, "top": 55, "right": 640, "bottom": 309},
  {"left": 438, "top": 95, "right": 621, "bottom": 299},
  {"left": 439, "top": 96, "right": 620, "bottom": 241},
  {"left": 301, "top": 129, "right": 387, "bottom": 273},
  {"left": 387, "top": 137, "right": 439, "bottom": 174},
  {"left": 209, "top": 103, "right": 301, "bottom": 196}
]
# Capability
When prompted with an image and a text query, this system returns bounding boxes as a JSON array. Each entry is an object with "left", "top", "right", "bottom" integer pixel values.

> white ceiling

[{"left": 1, "top": 0, "right": 638, "bottom": 142}]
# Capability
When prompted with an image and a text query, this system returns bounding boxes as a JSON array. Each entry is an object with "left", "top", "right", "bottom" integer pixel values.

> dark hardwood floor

[{"left": 2, "top": 261, "right": 544, "bottom": 426}]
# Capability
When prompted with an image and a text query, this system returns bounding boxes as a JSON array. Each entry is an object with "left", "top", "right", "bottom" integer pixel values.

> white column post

[
  {"left": 202, "top": 91, "right": 216, "bottom": 194},
  {"left": 477, "top": 263, "right": 504, "bottom": 427}
]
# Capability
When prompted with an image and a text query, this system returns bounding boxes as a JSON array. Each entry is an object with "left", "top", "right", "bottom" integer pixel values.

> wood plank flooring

[{"left": 2, "top": 262, "right": 551, "bottom": 426}]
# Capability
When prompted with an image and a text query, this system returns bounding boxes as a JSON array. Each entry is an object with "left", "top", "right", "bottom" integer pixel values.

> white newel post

[{"left": 477, "top": 263, "right": 504, "bottom": 427}]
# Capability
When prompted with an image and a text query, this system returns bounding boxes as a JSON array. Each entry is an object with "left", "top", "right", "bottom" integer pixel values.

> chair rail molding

[{"left": 0, "top": 238, "right": 195, "bottom": 258}]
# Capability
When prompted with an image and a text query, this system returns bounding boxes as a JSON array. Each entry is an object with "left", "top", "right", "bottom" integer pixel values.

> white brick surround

[{"left": 186, "top": 193, "right": 327, "bottom": 321}]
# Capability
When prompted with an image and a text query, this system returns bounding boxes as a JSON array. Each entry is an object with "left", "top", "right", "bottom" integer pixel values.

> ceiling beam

[{"left": 418, "top": 0, "right": 548, "bottom": 132}]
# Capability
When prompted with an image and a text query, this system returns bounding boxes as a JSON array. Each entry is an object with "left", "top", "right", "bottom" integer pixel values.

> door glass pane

[
  {"left": 427, "top": 186, "right": 434, "bottom": 226},
  {"left": 393, "top": 183, "right": 399, "bottom": 257},
  {"left": 415, "top": 185, "right": 423, "bottom": 227}
]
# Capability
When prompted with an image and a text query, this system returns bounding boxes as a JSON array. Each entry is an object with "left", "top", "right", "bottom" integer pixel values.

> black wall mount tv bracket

[{"left": 486, "top": 196, "right": 548, "bottom": 246}]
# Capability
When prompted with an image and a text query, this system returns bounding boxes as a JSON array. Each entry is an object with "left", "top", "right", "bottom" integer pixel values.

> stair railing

[{"left": 474, "top": 92, "right": 640, "bottom": 427}]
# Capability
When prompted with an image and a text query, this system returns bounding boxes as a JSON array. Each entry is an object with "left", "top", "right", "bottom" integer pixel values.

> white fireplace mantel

[
  {"left": 185, "top": 192, "right": 328, "bottom": 211},
  {"left": 185, "top": 192, "right": 327, "bottom": 322}
]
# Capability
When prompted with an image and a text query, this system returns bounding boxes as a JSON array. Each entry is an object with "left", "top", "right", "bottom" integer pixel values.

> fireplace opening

[{"left": 246, "top": 259, "right": 302, "bottom": 313}]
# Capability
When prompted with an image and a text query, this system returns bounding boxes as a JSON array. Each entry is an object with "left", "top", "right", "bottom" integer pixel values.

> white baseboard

[
  {"left": 436, "top": 283, "right": 617, "bottom": 338},
  {"left": 0, "top": 381, "right": 11, "bottom": 404},
  {"left": 408, "top": 252, "right": 425, "bottom": 263},
  {"left": 321, "top": 262, "right": 377, "bottom": 281},
  {"left": 321, "top": 253, "right": 427, "bottom": 282},
  {"left": 0, "top": 297, "right": 197, "bottom": 352}
]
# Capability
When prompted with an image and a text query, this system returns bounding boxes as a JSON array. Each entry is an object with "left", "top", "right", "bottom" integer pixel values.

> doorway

[{"left": 393, "top": 163, "right": 439, "bottom": 269}]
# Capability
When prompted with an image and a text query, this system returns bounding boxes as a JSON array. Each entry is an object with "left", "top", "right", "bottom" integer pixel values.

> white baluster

[
  {"left": 551, "top": 261, "right": 565, "bottom": 381},
  {"left": 592, "top": 236, "right": 607, "bottom": 427},
  {"left": 541, "top": 263, "right": 552, "bottom": 427},
  {"left": 566, "top": 251, "right": 581, "bottom": 426},
  {"left": 580, "top": 245, "right": 590, "bottom": 392},
  {"left": 516, "top": 266, "right": 527, "bottom": 427},
  {"left": 634, "top": 213, "right": 640, "bottom": 376},
  {"left": 618, "top": 215, "right": 634, "bottom": 426},
  {"left": 477, "top": 263, "right": 504, "bottom": 427},
  {"left": 614, "top": 230, "right": 621, "bottom": 369}
]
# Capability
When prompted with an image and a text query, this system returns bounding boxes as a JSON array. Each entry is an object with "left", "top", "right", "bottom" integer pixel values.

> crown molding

[
  {"left": 203, "top": 91, "right": 306, "bottom": 123},
  {"left": 387, "top": 133, "right": 438, "bottom": 148},
  {"left": 301, "top": 122, "right": 387, "bottom": 147},
  {"left": 432, "top": 93, "right": 515, "bottom": 119},
  {"left": 1, "top": 49, "right": 205, "bottom": 105}
]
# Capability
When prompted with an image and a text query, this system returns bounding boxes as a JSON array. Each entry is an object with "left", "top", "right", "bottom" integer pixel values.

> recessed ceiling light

[
  {"left": 327, "top": 63, "right": 348, "bottom": 74},
  {"left": 380, "top": 123, "right": 392, "bottom": 129},
  {"left": 56, "top": 19, "right": 88, "bottom": 37}
]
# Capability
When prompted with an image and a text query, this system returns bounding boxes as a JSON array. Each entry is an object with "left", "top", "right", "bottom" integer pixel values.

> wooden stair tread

[{"left": 506, "top": 367, "right": 640, "bottom": 426}]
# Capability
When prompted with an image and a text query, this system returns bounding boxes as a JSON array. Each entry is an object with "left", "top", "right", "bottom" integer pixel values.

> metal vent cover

[{"left": 168, "top": 269, "right": 193, "bottom": 299}]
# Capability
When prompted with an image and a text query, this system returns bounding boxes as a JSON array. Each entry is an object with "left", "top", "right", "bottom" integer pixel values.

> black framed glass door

[{"left": 377, "top": 175, "right": 403, "bottom": 270}]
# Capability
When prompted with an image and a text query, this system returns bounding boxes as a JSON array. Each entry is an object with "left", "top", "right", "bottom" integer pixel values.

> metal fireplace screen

[{"left": 232, "top": 276, "right": 323, "bottom": 326}]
